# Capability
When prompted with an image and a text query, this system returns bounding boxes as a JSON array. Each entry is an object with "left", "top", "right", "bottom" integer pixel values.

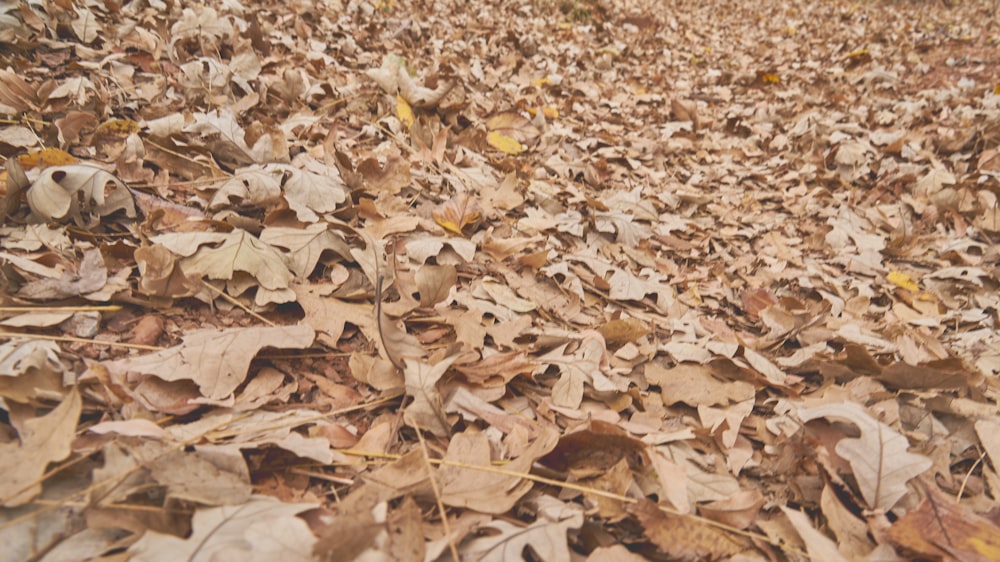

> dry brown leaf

[
  {"left": 26, "top": 165, "right": 136, "bottom": 226},
  {"left": 629, "top": 498, "right": 749, "bottom": 560},
  {"left": 432, "top": 192, "right": 483, "bottom": 236},
  {"left": 438, "top": 426, "right": 557, "bottom": 513},
  {"left": 104, "top": 324, "right": 315, "bottom": 400},
  {"left": 887, "top": 488, "right": 1000, "bottom": 561},
  {"left": 128, "top": 495, "right": 318, "bottom": 562},
  {"left": 0, "top": 387, "right": 81, "bottom": 506},
  {"left": 798, "top": 402, "right": 932, "bottom": 511}
]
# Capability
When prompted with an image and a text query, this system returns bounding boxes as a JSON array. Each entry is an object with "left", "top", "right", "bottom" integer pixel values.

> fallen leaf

[
  {"left": 127, "top": 495, "right": 318, "bottom": 562},
  {"left": 432, "top": 192, "right": 483, "bottom": 236},
  {"left": 402, "top": 354, "right": 460, "bottom": 436},
  {"left": 798, "top": 402, "right": 932, "bottom": 510},
  {"left": 461, "top": 496, "right": 583, "bottom": 562},
  {"left": 104, "top": 324, "right": 315, "bottom": 400},
  {"left": 629, "top": 498, "right": 749, "bottom": 560},
  {"left": 0, "top": 388, "right": 81, "bottom": 506},
  {"left": 26, "top": 165, "right": 136, "bottom": 226},
  {"left": 781, "top": 506, "right": 850, "bottom": 562},
  {"left": 887, "top": 488, "right": 1000, "bottom": 561}
]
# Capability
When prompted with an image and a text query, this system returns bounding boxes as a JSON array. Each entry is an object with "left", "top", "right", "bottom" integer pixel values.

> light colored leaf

[
  {"left": 798, "top": 402, "right": 931, "bottom": 510},
  {"left": 127, "top": 496, "right": 318, "bottom": 562},
  {"left": 781, "top": 506, "right": 850, "bottom": 562},
  {"left": 0, "top": 388, "right": 81, "bottom": 506},
  {"left": 26, "top": 165, "right": 136, "bottom": 226},
  {"left": 104, "top": 324, "right": 315, "bottom": 400},
  {"left": 402, "top": 355, "right": 460, "bottom": 437},
  {"left": 461, "top": 496, "right": 583, "bottom": 562}
]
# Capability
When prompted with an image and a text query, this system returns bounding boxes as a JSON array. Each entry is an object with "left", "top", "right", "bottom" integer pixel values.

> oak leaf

[
  {"left": 104, "top": 324, "right": 315, "bottom": 400},
  {"left": 798, "top": 402, "right": 931, "bottom": 510}
]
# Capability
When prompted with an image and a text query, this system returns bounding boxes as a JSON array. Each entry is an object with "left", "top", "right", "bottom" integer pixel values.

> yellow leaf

[
  {"left": 432, "top": 193, "right": 482, "bottom": 236},
  {"left": 526, "top": 106, "right": 557, "bottom": 119},
  {"left": 396, "top": 94, "right": 414, "bottom": 127},
  {"left": 486, "top": 131, "right": 524, "bottom": 155},
  {"left": 887, "top": 270, "right": 919, "bottom": 292},
  {"left": 18, "top": 148, "right": 78, "bottom": 169}
]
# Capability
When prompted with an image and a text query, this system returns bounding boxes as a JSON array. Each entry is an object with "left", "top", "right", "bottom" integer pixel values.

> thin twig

[{"left": 411, "top": 421, "right": 460, "bottom": 562}]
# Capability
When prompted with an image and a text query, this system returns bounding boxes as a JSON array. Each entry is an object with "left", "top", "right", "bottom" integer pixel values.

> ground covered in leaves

[{"left": 1, "top": 0, "right": 1000, "bottom": 559}]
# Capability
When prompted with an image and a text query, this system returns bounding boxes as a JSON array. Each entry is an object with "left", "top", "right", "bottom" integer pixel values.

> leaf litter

[{"left": 0, "top": 0, "right": 999, "bottom": 560}]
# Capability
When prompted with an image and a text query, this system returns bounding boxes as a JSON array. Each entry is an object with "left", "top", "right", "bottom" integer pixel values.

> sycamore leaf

[
  {"left": 104, "top": 325, "right": 315, "bottom": 401},
  {"left": 798, "top": 402, "right": 931, "bottom": 510},
  {"left": 127, "top": 496, "right": 318, "bottom": 562},
  {"left": 0, "top": 388, "right": 81, "bottom": 506}
]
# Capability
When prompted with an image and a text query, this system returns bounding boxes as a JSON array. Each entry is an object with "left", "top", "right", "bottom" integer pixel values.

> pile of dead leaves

[{"left": 2, "top": 0, "right": 1000, "bottom": 560}]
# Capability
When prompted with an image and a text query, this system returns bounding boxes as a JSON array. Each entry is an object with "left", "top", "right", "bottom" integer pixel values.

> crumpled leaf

[
  {"left": 152, "top": 229, "right": 295, "bottom": 306},
  {"left": 439, "top": 426, "right": 558, "bottom": 513},
  {"left": 537, "top": 331, "right": 628, "bottom": 409},
  {"left": 17, "top": 248, "right": 107, "bottom": 300},
  {"left": 127, "top": 495, "right": 318, "bottom": 562},
  {"left": 401, "top": 354, "right": 460, "bottom": 437},
  {"left": 365, "top": 54, "right": 455, "bottom": 108},
  {"left": 887, "top": 488, "right": 1000, "bottom": 561},
  {"left": 781, "top": 506, "right": 850, "bottom": 562},
  {"left": 0, "top": 388, "right": 81, "bottom": 506},
  {"left": 798, "top": 402, "right": 932, "bottom": 510},
  {"left": 103, "top": 324, "right": 315, "bottom": 400},
  {"left": 461, "top": 495, "right": 583, "bottom": 562},
  {"left": 630, "top": 498, "right": 748, "bottom": 561},
  {"left": 432, "top": 192, "right": 483, "bottom": 236},
  {"left": 260, "top": 223, "right": 352, "bottom": 278},
  {"left": 26, "top": 165, "right": 136, "bottom": 226}
]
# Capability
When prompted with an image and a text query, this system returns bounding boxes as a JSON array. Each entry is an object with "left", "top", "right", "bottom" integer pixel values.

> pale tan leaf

[
  {"left": 26, "top": 165, "right": 136, "bottom": 226},
  {"left": 798, "top": 402, "right": 932, "bottom": 510},
  {"left": 461, "top": 496, "right": 583, "bottom": 562},
  {"left": 0, "top": 388, "right": 81, "bottom": 506},
  {"left": 127, "top": 496, "right": 318, "bottom": 562},
  {"left": 780, "top": 506, "right": 850, "bottom": 562},
  {"left": 401, "top": 355, "right": 460, "bottom": 437},
  {"left": 104, "top": 324, "right": 315, "bottom": 400}
]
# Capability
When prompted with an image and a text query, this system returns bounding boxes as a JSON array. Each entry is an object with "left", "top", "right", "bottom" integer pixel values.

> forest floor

[{"left": 1, "top": 0, "right": 1000, "bottom": 560}]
